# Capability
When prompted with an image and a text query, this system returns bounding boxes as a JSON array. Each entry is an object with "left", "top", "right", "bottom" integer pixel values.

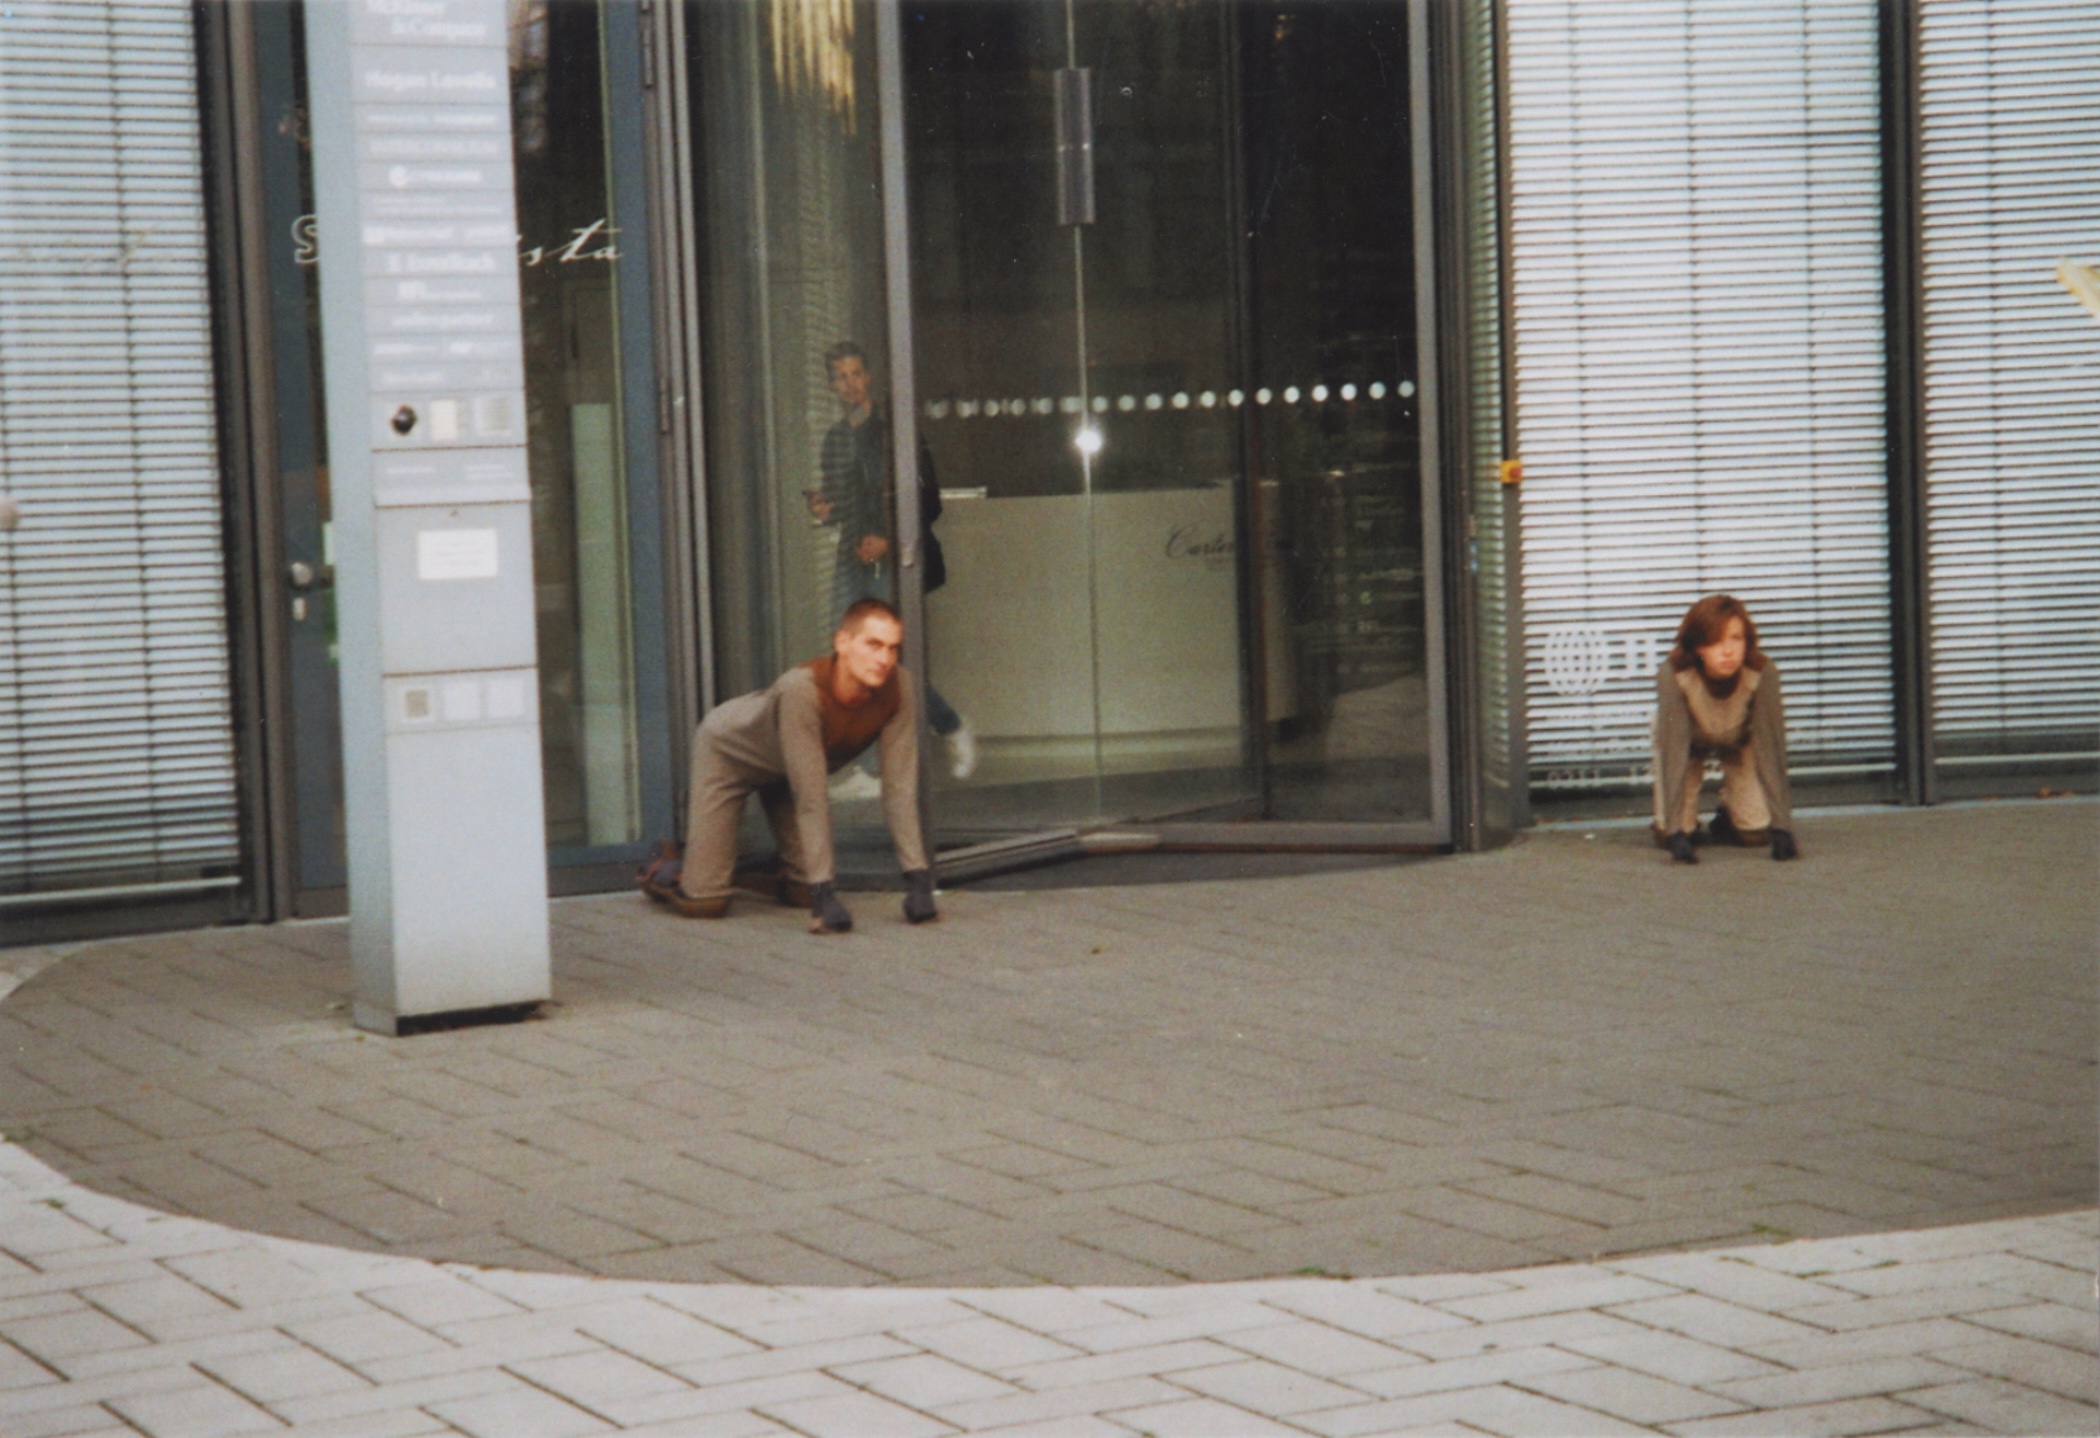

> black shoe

[
  {"left": 1708, "top": 807, "right": 1740, "bottom": 846},
  {"left": 902, "top": 868, "right": 938, "bottom": 924},
  {"left": 808, "top": 882, "right": 853, "bottom": 934},
  {"left": 1770, "top": 828, "right": 1799, "bottom": 861},
  {"left": 1665, "top": 831, "right": 1698, "bottom": 864}
]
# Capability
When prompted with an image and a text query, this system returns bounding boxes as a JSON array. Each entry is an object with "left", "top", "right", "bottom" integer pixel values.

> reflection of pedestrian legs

[
  {"left": 926, "top": 683, "right": 960, "bottom": 736},
  {"left": 925, "top": 682, "right": 976, "bottom": 779},
  {"left": 827, "top": 766, "right": 885, "bottom": 801}
]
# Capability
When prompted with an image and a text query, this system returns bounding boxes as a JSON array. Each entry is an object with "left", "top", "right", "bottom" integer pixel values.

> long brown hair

[{"left": 1669, "top": 594, "right": 1766, "bottom": 674}]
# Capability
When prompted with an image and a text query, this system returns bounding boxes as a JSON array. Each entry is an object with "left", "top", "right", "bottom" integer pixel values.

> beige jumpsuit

[
  {"left": 680, "top": 659, "right": 925, "bottom": 902},
  {"left": 1652, "top": 661, "right": 1793, "bottom": 840}
]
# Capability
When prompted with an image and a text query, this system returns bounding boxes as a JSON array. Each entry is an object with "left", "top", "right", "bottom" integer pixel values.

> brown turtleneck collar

[{"left": 1700, "top": 667, "right": 1742, "bottom": 700}]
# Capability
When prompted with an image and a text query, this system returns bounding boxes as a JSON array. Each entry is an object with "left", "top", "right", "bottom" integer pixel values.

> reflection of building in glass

[{"left": 511, "top": 3, "right": 640, "bottom": 849}]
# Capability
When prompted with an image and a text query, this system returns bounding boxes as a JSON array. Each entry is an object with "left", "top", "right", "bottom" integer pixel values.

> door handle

[{"left": 1055, "top": 67, "right": 1095, "bottom": 227}]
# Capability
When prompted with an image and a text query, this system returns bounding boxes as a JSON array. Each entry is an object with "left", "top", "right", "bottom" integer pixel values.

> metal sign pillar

[{"left": 307, "top": 0, "right": 551, "bottom": 1033}]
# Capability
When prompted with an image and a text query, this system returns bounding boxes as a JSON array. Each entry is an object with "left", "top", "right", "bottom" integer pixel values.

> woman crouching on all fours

[{"left": 1652, "top": 593, "right": 1799, "bottom": 865}]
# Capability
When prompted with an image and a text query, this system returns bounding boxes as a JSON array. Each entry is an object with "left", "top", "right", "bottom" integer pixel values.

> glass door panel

[
  {"left": 254, "top": 1, "right": 344, "bottom": 897},
  {"left": 1079, "top": 0, "right": 1255, "bottom": 821},
  {"left": 690, "top": 0, "right": 1440, "bottom": 852},
  {"left": 905, "top": 0, "right": 1260, "bottom": 838},
  {"left": 904, "top": 3, "right": 1092, "bottom": 828},
  {"left": 687, "top": 0, "right": 905, "bottom": 856},
  {"left": 1239, "top": 2, "right": 1432, "bottom": 823},
  {"left": 259, "top": 1, "right": 665, "bottom": 911},
  {"left": 513, "top": 0, "right": 648, "bottom": 852}
]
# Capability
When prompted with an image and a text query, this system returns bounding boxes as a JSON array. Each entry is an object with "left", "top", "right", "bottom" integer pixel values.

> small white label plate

[{"left": 416, "top": 527, "right": 498, "bottom": 581}]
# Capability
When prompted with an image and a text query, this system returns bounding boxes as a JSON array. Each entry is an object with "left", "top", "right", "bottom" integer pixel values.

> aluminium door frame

[
  {"left": 1155, "top": 0, "right": 1455, "bottom": 852},
  {"left": 239, "top": 0, "right": 353, "bottom": 914},
  {"left": 1219, "top": 5, "right": 1274, "bottom": 822},
  {"left": 639, "top": 0, "right": 711, "bottom": 756},
  {"left": 206, "top": 0, "right": 286, "bottom": 923},
  {"left": 1879, "top": 0, "right": 1935, "bottom": 807},
  {"left": 544, "top": 0, "right": 682, "bottom": 892},
  {"left": 1420, "top": 0, "right": 1518, "bottom": 853},
  {"left": 1410, "top": 0, "right": 1456, "bottom": 850},
  {"left": 873, "top": 0, "right": 937, "bottom": 858},
  {"left": 641, "top": 0, "right": 970, "bottom": 865}
]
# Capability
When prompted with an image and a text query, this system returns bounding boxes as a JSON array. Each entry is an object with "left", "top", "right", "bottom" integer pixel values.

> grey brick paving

[
  {"left": 0, "top": 800, "right": 2093, "bottom": 1436},
  {"left": 0, "top": 1146, "right": 2089, "bottom": 1435},
  {"left": 1, "top": 803, "right": 2090, "bottom": 1289}
]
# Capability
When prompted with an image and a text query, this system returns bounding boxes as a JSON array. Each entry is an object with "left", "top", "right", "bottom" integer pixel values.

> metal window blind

[
  {"left": 1918, "top": 3, "right": 2100, "bottom": 766},
  {"left": 1506, "top": 1, "right": 1895, "bottom": 793},
  {"left": 0, "top": 1, "right": 243, "bottom": 902}
]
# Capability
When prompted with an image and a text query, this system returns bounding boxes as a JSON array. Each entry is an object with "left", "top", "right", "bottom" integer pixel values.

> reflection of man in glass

[
  {"left": 805, "top": 341, "right": 975, "bottom": 779},
  {"left": 808, "top": 342, "right": 891, "bottom": 614}
]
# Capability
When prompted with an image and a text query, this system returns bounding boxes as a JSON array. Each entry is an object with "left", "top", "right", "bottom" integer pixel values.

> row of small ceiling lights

[{"left": 925, "top": 379, "right": 1417, "bottom": 420}]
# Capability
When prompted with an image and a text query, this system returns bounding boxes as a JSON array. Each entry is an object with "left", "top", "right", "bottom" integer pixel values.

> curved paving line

[
  {"left": 0, "top": 1137, "right": 2091, "bottom": 1435},
  {"left": 0, "top": 802, "right": 2091, "bottom": 1291}
]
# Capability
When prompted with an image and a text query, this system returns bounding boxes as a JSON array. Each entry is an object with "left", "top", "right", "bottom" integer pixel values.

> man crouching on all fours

[
  {"left": 638, "top": 598, "right": 936, "bottom": 932},
  {"left": 1653, "top": 593, "right": 1800, "bottom": 865}
]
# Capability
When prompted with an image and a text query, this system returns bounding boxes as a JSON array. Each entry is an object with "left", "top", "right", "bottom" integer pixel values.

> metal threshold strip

[
  {"left": 935, "top": 820, "right": 1445, "bottom": 884},
  {"left": 935, "top": 828, "right": 1087, "bottom": 884},
  {"left": 1141, "top": 822, "right": 1445, "bottom": 851},
  {"left": 0, "top": 876, "right": 243, "bottom": 909},
  {"left": 1935, "top": 751, "right": 2100, "bottom": 768}
]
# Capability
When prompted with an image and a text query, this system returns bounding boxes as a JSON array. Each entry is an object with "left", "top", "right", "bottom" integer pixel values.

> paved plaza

[{"left": 0, "top": 798, "right": 2092, "bottom": 1433}]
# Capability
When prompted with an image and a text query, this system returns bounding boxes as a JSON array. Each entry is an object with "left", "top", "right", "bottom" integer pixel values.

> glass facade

[
  {"left": 255, "top": 0, "right": 653, "bottom": 900},
  {"left": 510, "top": 1, "right": 644, "bottom": 850},
  {"left": 0, "top": 0, "right": 246, "bottom": 908},
  {"left": 686, "top": 0, "right": 901, "bottom": 853},
  {"left": 1237, "top": 4, "right": 1429, "bottom": 823},
  {"left": 10, "top": 0, "right": 2095, "bottom": 944},
  {"left": 905, "top": 1, "right": 1260, "bottom": 832},
  {"left": 689, "top": 0, "right": 1440, "bottom": 857},
  {"left": 1505, "top": 1, "right": 1896, "bottom": 812}
]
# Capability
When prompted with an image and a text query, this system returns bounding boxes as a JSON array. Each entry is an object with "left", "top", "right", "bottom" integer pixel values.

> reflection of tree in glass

[
  {"left": 508, "top": 0, "right": 550, "bottom": 156},
  {"left": 770, "top": 0, "right": 858, "bottom": 128}
]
